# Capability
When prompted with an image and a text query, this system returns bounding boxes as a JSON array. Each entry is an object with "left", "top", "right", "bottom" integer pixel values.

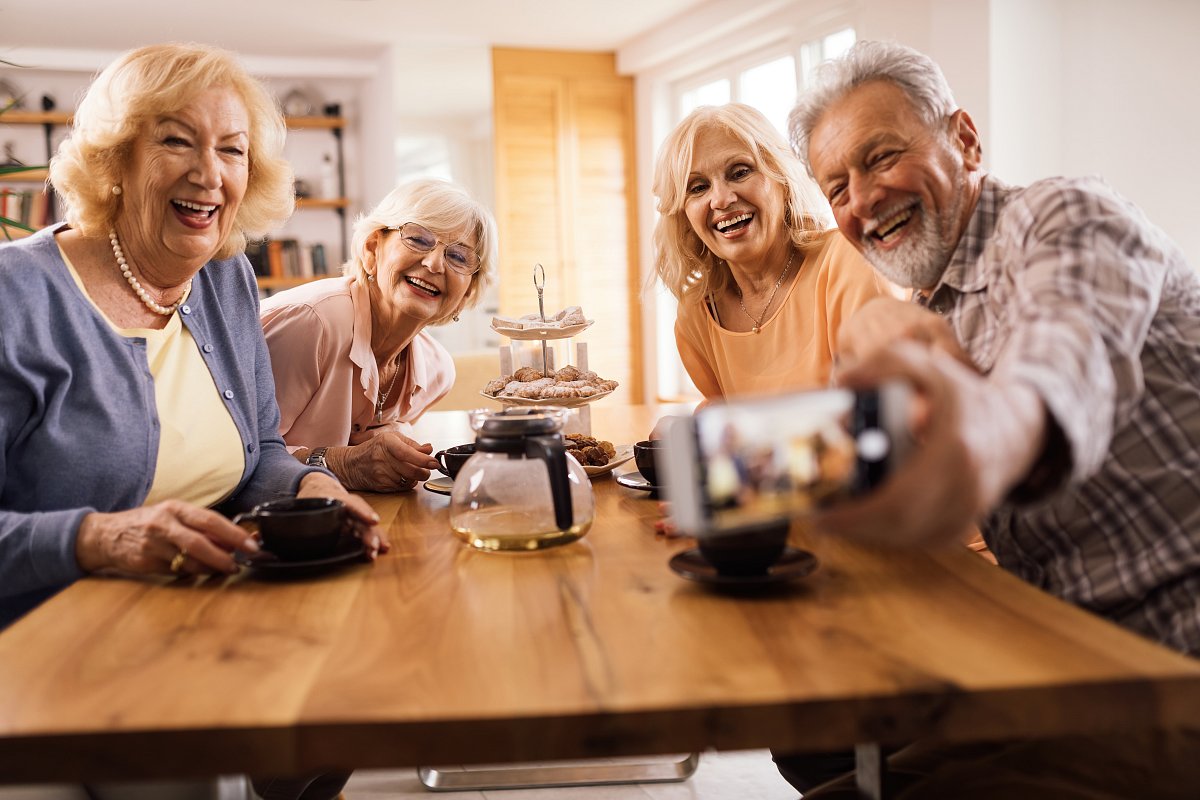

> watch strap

[{"left": 306, "top": 446, "right": 330, "bottom": 469}]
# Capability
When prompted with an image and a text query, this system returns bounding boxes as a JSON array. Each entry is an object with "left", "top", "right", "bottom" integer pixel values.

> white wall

[
  {"left": 858, "top": 0, "right": 992, "bottom": 150},
  {"left": 992, "top": 0, "right": 1200, "bottom": 266},
  {"left": 989, "top": 0, "right": 1064, "bottom": 182}
]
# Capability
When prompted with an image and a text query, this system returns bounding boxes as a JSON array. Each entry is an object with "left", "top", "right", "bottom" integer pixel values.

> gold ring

[{"left": 169, "top": 549, "right": 188, "bottom": 574}]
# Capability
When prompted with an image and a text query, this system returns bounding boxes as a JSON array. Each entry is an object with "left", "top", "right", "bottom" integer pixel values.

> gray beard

[{"left": 861, "top": 200, "right": 959, "bottom": 291}]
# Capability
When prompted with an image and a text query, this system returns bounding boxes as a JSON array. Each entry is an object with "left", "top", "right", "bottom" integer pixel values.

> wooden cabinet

[{"left": 492, "top": 48, "right": 644, "bottom": 402}]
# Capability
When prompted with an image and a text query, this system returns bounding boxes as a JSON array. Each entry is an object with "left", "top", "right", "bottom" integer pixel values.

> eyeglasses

[{"left": 386, "top": 222, "right": 480, "bottom": 275}]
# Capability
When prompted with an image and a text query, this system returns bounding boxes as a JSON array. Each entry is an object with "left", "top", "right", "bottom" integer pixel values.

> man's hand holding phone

[
  {"left": 659, "top": 382, "right": 913, "bottom": 537},
  {"left": 817, "top": 341, "right": 1047, "bottom": 548}
]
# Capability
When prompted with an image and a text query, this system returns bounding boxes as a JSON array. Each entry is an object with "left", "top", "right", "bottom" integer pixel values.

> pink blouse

[{"left": 260, "top": 276, "right": 454, "bottom": 451}]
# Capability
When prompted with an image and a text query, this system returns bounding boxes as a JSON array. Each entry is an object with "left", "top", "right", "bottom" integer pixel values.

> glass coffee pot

[{"left": 449, "top": 407, "right": 594, "bottom": 551}]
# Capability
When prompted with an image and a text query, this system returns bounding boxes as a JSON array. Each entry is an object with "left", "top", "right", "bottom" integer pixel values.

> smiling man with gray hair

[{"left": 771, "top": 39, "right": 1200, "bottom": 798}]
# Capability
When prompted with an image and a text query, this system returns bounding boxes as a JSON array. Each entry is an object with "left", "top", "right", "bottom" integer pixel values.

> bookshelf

[
  {"left": 0, "top": 110, "right": 350, "bottom": 291},
  {"left": 0, "top": 168, "right": 49, "bottom": 183},
  {"left": 286, "top": 113, "right": 349, "bottom": 269},
  {"left": 0, "top": 110, "right": 68, "bottom": 234}
]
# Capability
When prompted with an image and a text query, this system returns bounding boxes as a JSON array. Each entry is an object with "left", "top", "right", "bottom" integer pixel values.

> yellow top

[
  {"left": 60, "top": 247, "right": 245, "bottom": 507},
  {"left": 674, "top": 230, "right": 895, "bottom": 399}
]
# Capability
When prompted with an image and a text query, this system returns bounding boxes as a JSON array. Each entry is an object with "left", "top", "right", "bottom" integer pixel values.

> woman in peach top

[
  {"left": 653, "top": 104, "right": 893, "bottom": 399},
  {"left": 261, "top": 178, "right": 497, "bottom": 492}
]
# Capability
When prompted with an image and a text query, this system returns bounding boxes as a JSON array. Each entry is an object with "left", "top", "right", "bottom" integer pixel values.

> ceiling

[
  {"left": 3, "top": 0, "right": 710, "bottom": 121},
  {"left": 1, "top": 0, "right": 706, "bottom": 59}
]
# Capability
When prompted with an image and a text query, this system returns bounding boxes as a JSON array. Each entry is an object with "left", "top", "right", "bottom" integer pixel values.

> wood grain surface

[{"left": 0, "top": 405, "right": 1197, "bottom": 783}]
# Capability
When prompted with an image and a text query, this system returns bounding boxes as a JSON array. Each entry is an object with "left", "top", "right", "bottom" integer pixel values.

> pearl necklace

[
  {"left": 736, "top": 248, "right": 795, "bottom": 334},
  {"left": 375, "top": 354, "right": 403, "bottom": 424},
  {"left": 109, "top": 229, "right": 191, "bottom": 316}
]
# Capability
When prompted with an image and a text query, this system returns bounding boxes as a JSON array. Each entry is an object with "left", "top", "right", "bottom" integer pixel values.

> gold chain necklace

[
  {"left": 736, "top": 248, "right": 795, "bottom": 334},
  {"left": 375, "top": 355, "right": 402, "bottom": 423}
]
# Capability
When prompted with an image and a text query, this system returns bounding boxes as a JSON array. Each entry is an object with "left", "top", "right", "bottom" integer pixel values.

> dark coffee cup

[
  {"left": 698, "top": 519, "right": 789, "bottom": 576},
  {"left": 233, "top": 497, "right": 347, "bottom": 562},
  {"left": 434, "top": 443, "right": 476, "bottom": 480},
  {"left": 634, "top": 440, "right": 663, "bottom": 487}
]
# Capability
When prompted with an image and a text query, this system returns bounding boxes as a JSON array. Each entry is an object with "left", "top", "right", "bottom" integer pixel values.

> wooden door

[{"left": 492, "top": 49, "right": 643, "bottom": 400}]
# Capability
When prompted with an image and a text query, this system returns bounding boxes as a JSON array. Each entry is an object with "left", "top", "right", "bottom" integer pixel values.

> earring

[
  {"left": 111, "top": 185, "right": 122, "bottom": 196},
  {"left": 366, "top": 274, "right": 375, "bottom": 283},
  {"left": 452, "top": 314, "right": 460, "bottom": 322}
]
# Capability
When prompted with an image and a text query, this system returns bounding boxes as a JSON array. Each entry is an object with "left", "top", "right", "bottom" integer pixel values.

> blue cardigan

[{"left": 0, "top": 226, "right": 321, "bottom": 626}]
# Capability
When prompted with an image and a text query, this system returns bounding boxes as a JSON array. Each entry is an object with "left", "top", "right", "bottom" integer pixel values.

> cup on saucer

[
  {"left": 697, "top": 518, "right": 790, "bottom": 577},
  {"left": 233, "top": 497, "right": 347, "bottom": 562},
  {"left": 633, "top": 439, "right": 664, "bottom": 487},
  {"left": 434, "top": 443, "right": 475, "bottom": 480}
]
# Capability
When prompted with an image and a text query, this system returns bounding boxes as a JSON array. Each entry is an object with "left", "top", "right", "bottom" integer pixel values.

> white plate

[
  {"left": 578, "top": 444, "right": 634, "bottom": 478},
  {"left": 490, "top": 320, "right": 594, "bottom": 340},
  {"left": 479, "top": 387, "right": 615, "bottom": 408}
]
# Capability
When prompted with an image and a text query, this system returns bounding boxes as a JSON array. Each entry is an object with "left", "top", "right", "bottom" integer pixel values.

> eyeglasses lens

[{"left": 399, "top": 224, "right": 478, "bottom": 274}]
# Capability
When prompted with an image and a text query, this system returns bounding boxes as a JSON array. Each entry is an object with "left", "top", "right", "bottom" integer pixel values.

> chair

[{"left": 427, "top": 349, "right": 498, "bottom": 412}]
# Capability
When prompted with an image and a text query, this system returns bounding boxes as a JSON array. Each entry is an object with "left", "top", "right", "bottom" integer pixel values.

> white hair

[
  {"left": 789, "top": 40, "right": 958, "bottom": 175},
  {"left": 343, "top": 177, "right": 497, "bottom": 324}
]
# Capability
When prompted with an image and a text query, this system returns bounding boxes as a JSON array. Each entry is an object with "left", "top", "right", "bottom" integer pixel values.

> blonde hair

[
  {"left": 50, "top": 42, "right": 293, "bottom": 260},
  {"left": 652, "top": 103, "right": 829, "bottom": 302},
  {"left": 343, "top": 178, "right": 498, "bottom": 325}
]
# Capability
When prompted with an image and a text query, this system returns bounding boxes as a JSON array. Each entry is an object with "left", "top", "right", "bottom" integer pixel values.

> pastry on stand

[{"left": 482, "top": 266, "right": 616, "bottom": 437}]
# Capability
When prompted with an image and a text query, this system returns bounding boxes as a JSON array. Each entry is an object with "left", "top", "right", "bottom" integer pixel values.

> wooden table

[{"left": 1, "top": 405, "right": 1198, "bottom": 792}]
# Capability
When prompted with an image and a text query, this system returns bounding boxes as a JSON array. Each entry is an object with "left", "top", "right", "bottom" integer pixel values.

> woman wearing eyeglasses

[{"left": 261, "top": 178, "right": 497, "bottom": 492}]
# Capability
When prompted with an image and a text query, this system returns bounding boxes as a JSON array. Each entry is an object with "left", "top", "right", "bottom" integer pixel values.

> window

[
  {"left": 654, "top": 28, "right": 855, "bottom": 401},
  {"left": 678, "top": 79, "right": 730, "bottom": 116},
  {"left": 800, "top": 28, "right": 858, "bottom": 90},
  {"left": 738, "top": 56, "right": 798, "bottom": 135}
]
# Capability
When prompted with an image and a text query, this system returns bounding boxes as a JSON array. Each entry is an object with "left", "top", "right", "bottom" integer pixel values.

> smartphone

[{"left": 659, "top": 383, "right": 914, "bottom": 535}]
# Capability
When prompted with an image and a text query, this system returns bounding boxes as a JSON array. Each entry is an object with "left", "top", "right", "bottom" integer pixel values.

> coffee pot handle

[{"left": 525, "top": 433, "right": 574, "bottom": 531}]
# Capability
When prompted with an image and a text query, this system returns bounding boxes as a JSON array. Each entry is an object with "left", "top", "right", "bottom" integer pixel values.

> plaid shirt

[{"left": 918, "top": 175, "right": 1200, "bottom": 656}]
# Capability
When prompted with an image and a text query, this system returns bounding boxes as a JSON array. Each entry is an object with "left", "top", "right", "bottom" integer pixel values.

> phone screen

[
  {"left": 695, "top": 389, "right": 858, "bottom": 530},
  {"left": 661, "top": 386, "right": 906, "bottom": 535}
]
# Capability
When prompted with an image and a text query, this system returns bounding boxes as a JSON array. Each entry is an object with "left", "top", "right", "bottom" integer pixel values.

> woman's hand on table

[
  {"left": 297, "top": 471, "right": 389, "bottom": 558},
  {"left": 75, "top": 501, "right": 260, "bottom": 577},
  {"left": 326, "top": 430, "right": 439, "bottom": 494},
  {"left": 653, "top": 501, "right": 689, "bottom": 538}
]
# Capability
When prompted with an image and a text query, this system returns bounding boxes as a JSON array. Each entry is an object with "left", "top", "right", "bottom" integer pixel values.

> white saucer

[{"left": 423, "top": 475, "right": 454, "bottom": 496}]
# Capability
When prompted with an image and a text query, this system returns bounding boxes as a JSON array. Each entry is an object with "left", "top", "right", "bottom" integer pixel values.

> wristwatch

[{"left": 306, "top": 446, "right": 330, "bottom": 470}]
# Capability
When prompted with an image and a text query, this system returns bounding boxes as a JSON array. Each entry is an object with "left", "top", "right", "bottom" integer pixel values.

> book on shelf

[
  {"left": 0, "top": 187, "right": 52, "bottom": 230},
  {"left": 243, "top": 237, "right": 332, "bottom": 282},
  {"left": 310, "top": 243, "right": 328, "bottom": 276},
  {"left": 266, "top": 239, "right": 285, "bottom": 278},
  {"left": 245, "top": 240, "right": 269, "bottom": 277}
]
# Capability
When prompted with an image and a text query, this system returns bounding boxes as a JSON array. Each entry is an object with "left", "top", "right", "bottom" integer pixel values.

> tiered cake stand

[{"left": 482, "top": 318, "right": 610, "bottom": 436}]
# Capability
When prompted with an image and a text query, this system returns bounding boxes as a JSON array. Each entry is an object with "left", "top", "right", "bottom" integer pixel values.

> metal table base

[{"left": 417, "top": 753, "right": 701, "bottom": 792}]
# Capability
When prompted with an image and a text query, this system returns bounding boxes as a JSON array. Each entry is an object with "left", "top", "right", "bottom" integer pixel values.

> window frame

[{"left": 670, "top": 40, "right": 798, "bottom": 123}]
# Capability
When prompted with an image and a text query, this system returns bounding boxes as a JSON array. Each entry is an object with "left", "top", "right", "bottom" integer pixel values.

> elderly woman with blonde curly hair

[
  {"left": 654, "top": 103, "right": 894, "bottom": 398},
  {"left": 261, "top": 177, "right": 497, "bottom": 492},
  {"left": 0, "top": 41, "right": 379, "bottom": 800}
]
